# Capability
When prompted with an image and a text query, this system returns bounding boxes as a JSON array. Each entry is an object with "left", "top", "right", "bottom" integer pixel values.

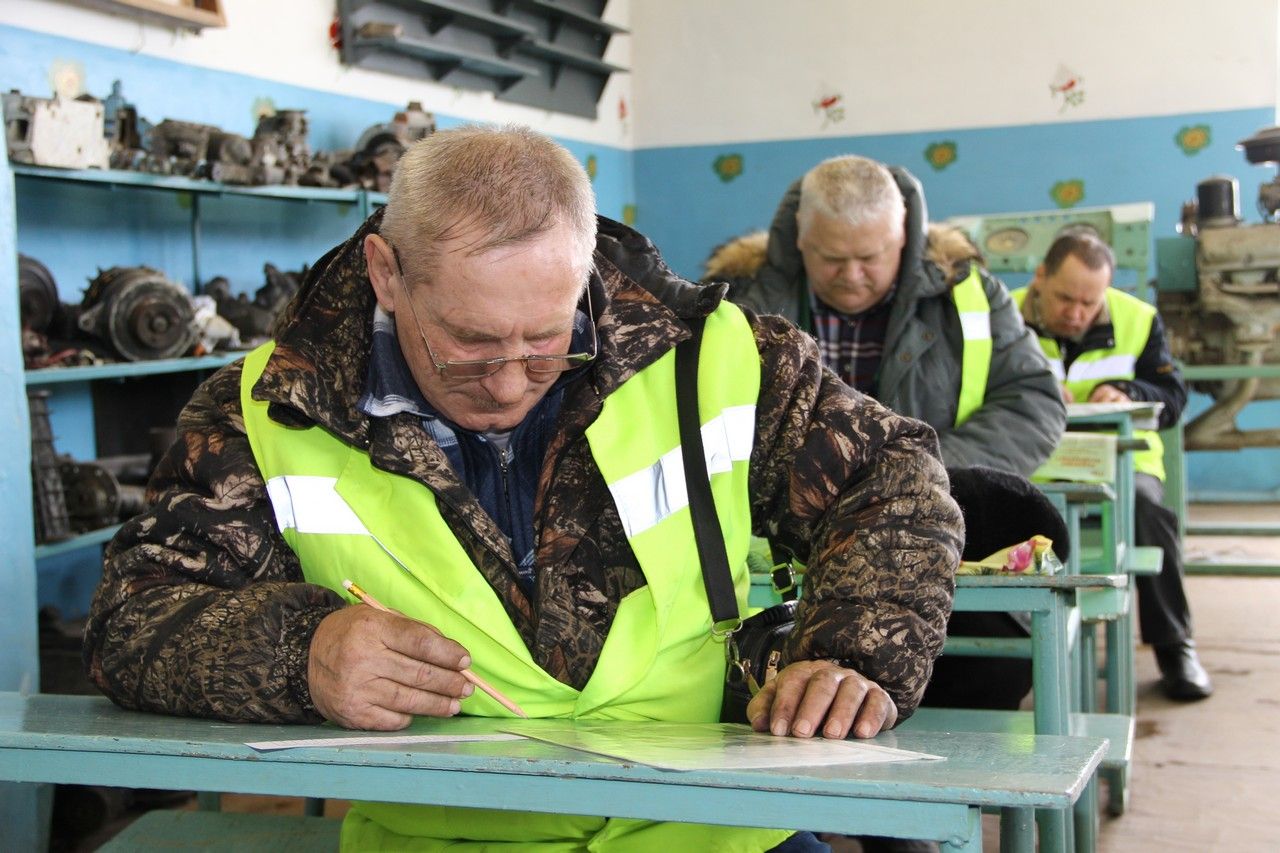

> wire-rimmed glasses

[{"left": 390, "top": 244, "right": 597, "bottom": 381}]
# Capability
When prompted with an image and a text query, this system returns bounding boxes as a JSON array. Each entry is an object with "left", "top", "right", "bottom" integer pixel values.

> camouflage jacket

[{"left": 84, "top": 214, "right": 961, "bottom": 724}]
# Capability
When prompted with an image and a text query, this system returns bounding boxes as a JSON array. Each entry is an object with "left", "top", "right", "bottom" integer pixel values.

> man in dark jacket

[
  {"left": 707, "top": 155, "right": 1065, "bottom": 477},
  {"left": 1017, "top": 229, "right": 1211, "bottom": 701},
  {"left": 85, "top": 126, "right": 962, "bottom": 851}
]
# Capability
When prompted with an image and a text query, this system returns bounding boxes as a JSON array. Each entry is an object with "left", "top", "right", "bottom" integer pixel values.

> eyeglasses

[{"left": 390, "top": 244, "right": 597, "bottom": 381}]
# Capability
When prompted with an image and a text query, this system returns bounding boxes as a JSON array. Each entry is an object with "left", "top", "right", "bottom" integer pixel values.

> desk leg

[
  {"left": 0, "top": 781, "right": 51, "bottom": 852},
  {"left": 1031, "top": 597, "right": 1074, "bottom": 853},
  {"left": 197, "top": 791, "right": 221, "bottom": 811},
  {"left": 944, "top": 806, "right": 984, "bottom": 852},
  {"left": 1031, "top": 600, "right": 1071, "bottom": 736},
  {"left": 1000, "top": 807, "right": 1034, "bottom": 853},
  {"left": 1074, "top": 773, "right": 1099, "bottom": 853},
  {"left": 1079, "top": 621, "right": 1098, "bottom": 712}
]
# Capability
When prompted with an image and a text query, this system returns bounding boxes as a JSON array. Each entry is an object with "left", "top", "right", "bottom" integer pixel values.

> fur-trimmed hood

[{"left": 704, "top": 221, "right": 982, "bottom": 289}]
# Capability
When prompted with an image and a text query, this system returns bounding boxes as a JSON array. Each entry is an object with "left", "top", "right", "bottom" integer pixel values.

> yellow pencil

[{"left": 341, "top": 579, "right": 528, "bottom": 719}]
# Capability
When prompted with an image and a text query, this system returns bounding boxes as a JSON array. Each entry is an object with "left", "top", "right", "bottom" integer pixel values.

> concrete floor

[
  {"left": 1096, "top": 495, "right": 1280, "bottom": 853},
  {"left": 1094, "top": 573, "right": 1280, "bottom": 852},
  {"left": 68, "top": 506, "right": 1280, "bottom": 852}
]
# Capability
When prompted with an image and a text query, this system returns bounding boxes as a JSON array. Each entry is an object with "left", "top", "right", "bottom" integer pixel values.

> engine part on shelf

[
  {"left": 1157, "top": 126, "right": 1280, "bottom": 450},
  {"left": 250, "top": 109, "right": 311, "bottom": 185},
  {"left": 94, "top": 453, "right": 155, "bottom": 486},
  {"left": 191, "top": 294, "right": 243, "bottom": 353},
  {"left": 16, "top": 255, "right": 98, "bottom": 369},
  {"left": 204, "top": 129, "right": 255, "bottom": 185},
  {"left": 17, "top": 253, "right": 60, "bottom": 333},
  {"left": 204, "top": 262, "right": 306, "bottom": 344},
  {"left": 2, "top": 90, "right": 110, "bottom": 169},
  {"left": 29, "top": 389, "right": 72, "bottom": 544},
  {"left": 78, "top": 266, "right": 197, "bottom": 361},
  {"left": 140, "top": 118, "right": 218, "bottom": 176},
  {"left": 101, "top": 79, "right": 151, "bottom": 171},
  {"left": 328, "top": 101, "right": 435, "bottom": 191},
  {"left": 58, "top": 458, "right": 123, "bottom": 533}
]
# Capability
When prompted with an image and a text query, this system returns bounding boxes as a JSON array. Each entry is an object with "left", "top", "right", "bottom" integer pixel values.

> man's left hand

[
  {"left": 746, "top": 660, "right": 897, "bottom": 740},
  {"left": 1088, "top": 384, "right": 1131, "bottom": 404}
]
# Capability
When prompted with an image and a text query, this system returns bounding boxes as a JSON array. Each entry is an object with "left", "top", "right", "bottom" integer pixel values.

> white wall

[
  {"left": 1, "top": 0, "right": 632, "bottom": 147},
  {"left": 630, "top": 0, "right": 1278, "bottom": 147}
]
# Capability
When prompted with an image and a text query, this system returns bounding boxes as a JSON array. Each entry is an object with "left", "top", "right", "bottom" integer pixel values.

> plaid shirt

[{"left": 808, "top": 287, "right": 896, "bottom": 396}]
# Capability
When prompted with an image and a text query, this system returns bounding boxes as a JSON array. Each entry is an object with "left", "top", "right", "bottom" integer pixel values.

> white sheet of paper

[
  {"left": 501, "top": 720, "right": 943, "bottom": 771},
  {"left": 246, "top": 732, "right": 525, "bottom": 752}
]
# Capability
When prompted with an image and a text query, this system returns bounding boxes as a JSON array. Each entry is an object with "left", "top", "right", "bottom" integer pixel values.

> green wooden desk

[
  {"left": 950, "top": 572, "right": 1127, "bottom": 853},
  {"left": 0, "top": 693, "right": 1105, "bottom": 853}
]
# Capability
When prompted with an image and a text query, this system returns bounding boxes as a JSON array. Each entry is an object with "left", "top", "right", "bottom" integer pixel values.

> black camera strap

[{"left": 674, "top": 316, "right": 741, "bottom": 631}]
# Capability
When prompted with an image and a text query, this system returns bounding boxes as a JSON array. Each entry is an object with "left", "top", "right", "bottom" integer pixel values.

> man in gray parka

[
  {"left": 707, "top": 153, "right": 1067, "bottom": 853},
  {"left": 707, "top": 155, "right": 1065, "bottom": 477}
]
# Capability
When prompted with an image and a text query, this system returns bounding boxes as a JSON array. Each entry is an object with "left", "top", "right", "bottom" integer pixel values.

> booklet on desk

[
  {"left": 1066, "top": 401, "right": 1163, "bottom": 431},
  {"left": 1033, "top": 432, "right": 1118, "bottom": 484},
  {"left": 501, "top": 720, "right": 942, "bottom": 771}
]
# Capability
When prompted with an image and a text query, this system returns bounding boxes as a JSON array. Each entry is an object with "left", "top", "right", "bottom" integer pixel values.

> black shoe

[{"left": 1154, "top": 641, "right": 1213, "bottom": 701}]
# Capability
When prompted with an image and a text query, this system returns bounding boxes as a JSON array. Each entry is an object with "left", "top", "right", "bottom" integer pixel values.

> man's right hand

[{"left": 307, "top": 605, "right": 474, "bottom": 730}]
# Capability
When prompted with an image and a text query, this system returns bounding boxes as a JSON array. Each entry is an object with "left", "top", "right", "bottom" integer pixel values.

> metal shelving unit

[
  {"left": 6, "top": 164, "right": 386, "bottom": 614},
  {"left": 25, "top": 353, "right": 243, "bottom": 385},
  {"left": 339, "top": 0, "right": 626, "bottom": 118},
  {"left": 12, "top": 165, "right": 386, "bottom": 290}
]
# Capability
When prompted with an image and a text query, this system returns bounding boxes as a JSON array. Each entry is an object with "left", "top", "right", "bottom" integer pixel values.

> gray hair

[
  {"left": 381, "top": 124, "right": 597, "bottom": 285},
  {"left": 797, "top": 155, "right": 905, "bottom": 234}
]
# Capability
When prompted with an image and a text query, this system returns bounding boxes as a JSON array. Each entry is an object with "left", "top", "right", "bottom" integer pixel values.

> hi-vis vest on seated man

[
  {"left": 950, "top": 264, "right": 994, "bottom": 427},
  {"left": 1012, "top": 286, "right": 1165, "bottom": 481},
  {"left": 240, "top": 300, "right": 797, "bottom": 852}
]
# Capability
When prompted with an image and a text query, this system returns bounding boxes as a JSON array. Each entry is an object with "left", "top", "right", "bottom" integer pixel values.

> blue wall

[
  {"left": 633, "top": 109, "right": 1274, "bottom": 280},
  {"left": 634, "top": 109, "right": 1280, "bottom": 497}
]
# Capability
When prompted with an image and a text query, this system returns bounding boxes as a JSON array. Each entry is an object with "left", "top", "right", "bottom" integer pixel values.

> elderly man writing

[{"left": 85, "top": 126, "right": 961, "bottom": 851}]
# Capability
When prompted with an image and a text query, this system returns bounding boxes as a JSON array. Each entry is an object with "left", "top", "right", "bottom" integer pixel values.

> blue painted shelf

[
  {"left": 11, "top": 164, "right": 388, "bottom": 207},
  {"left": 35, "top": 524, "right": 123, "bottom": 560},
  {"left": 25, "top": 353, "right": 243, "bottom": 385}
]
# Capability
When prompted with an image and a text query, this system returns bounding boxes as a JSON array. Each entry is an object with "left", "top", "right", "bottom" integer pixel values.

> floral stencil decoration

[
  {"left": 1050, "top": 179, "right": 1086, "bottom": 209},
  {"left": 713, "top": 154, "right": 744, "bottom": 183},
  {"left": 622, "top": 204, "right": 637, "bottom": 226},
  {"left": 1175, "top": 125, "right": 1211, "bottom": 155},
  {"left": 924, "top": 141, "right": 958, "bottom": 171},
  {"left": 585, "top": 154, "right": 598, "bottom": 182},
  {"left": 1049, "top": 65, "right": 1085, "bottom": 113},
  {"left": 813, "top": 90, "right": 846, "bottom": 129}
]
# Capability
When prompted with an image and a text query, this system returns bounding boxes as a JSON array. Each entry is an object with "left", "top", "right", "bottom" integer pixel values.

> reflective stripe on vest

[
  {"left": 239, "top": 301, "right": 792, "bottom": 853},
  {"left": 1012, "top": 286, "right": 1166, "bottom": 480},
  {"left": 951, "top": 264, "right": 992, "bottom": 427},
  {"left": 607, "top": 403, "right": 754, "bottom": 537}
]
